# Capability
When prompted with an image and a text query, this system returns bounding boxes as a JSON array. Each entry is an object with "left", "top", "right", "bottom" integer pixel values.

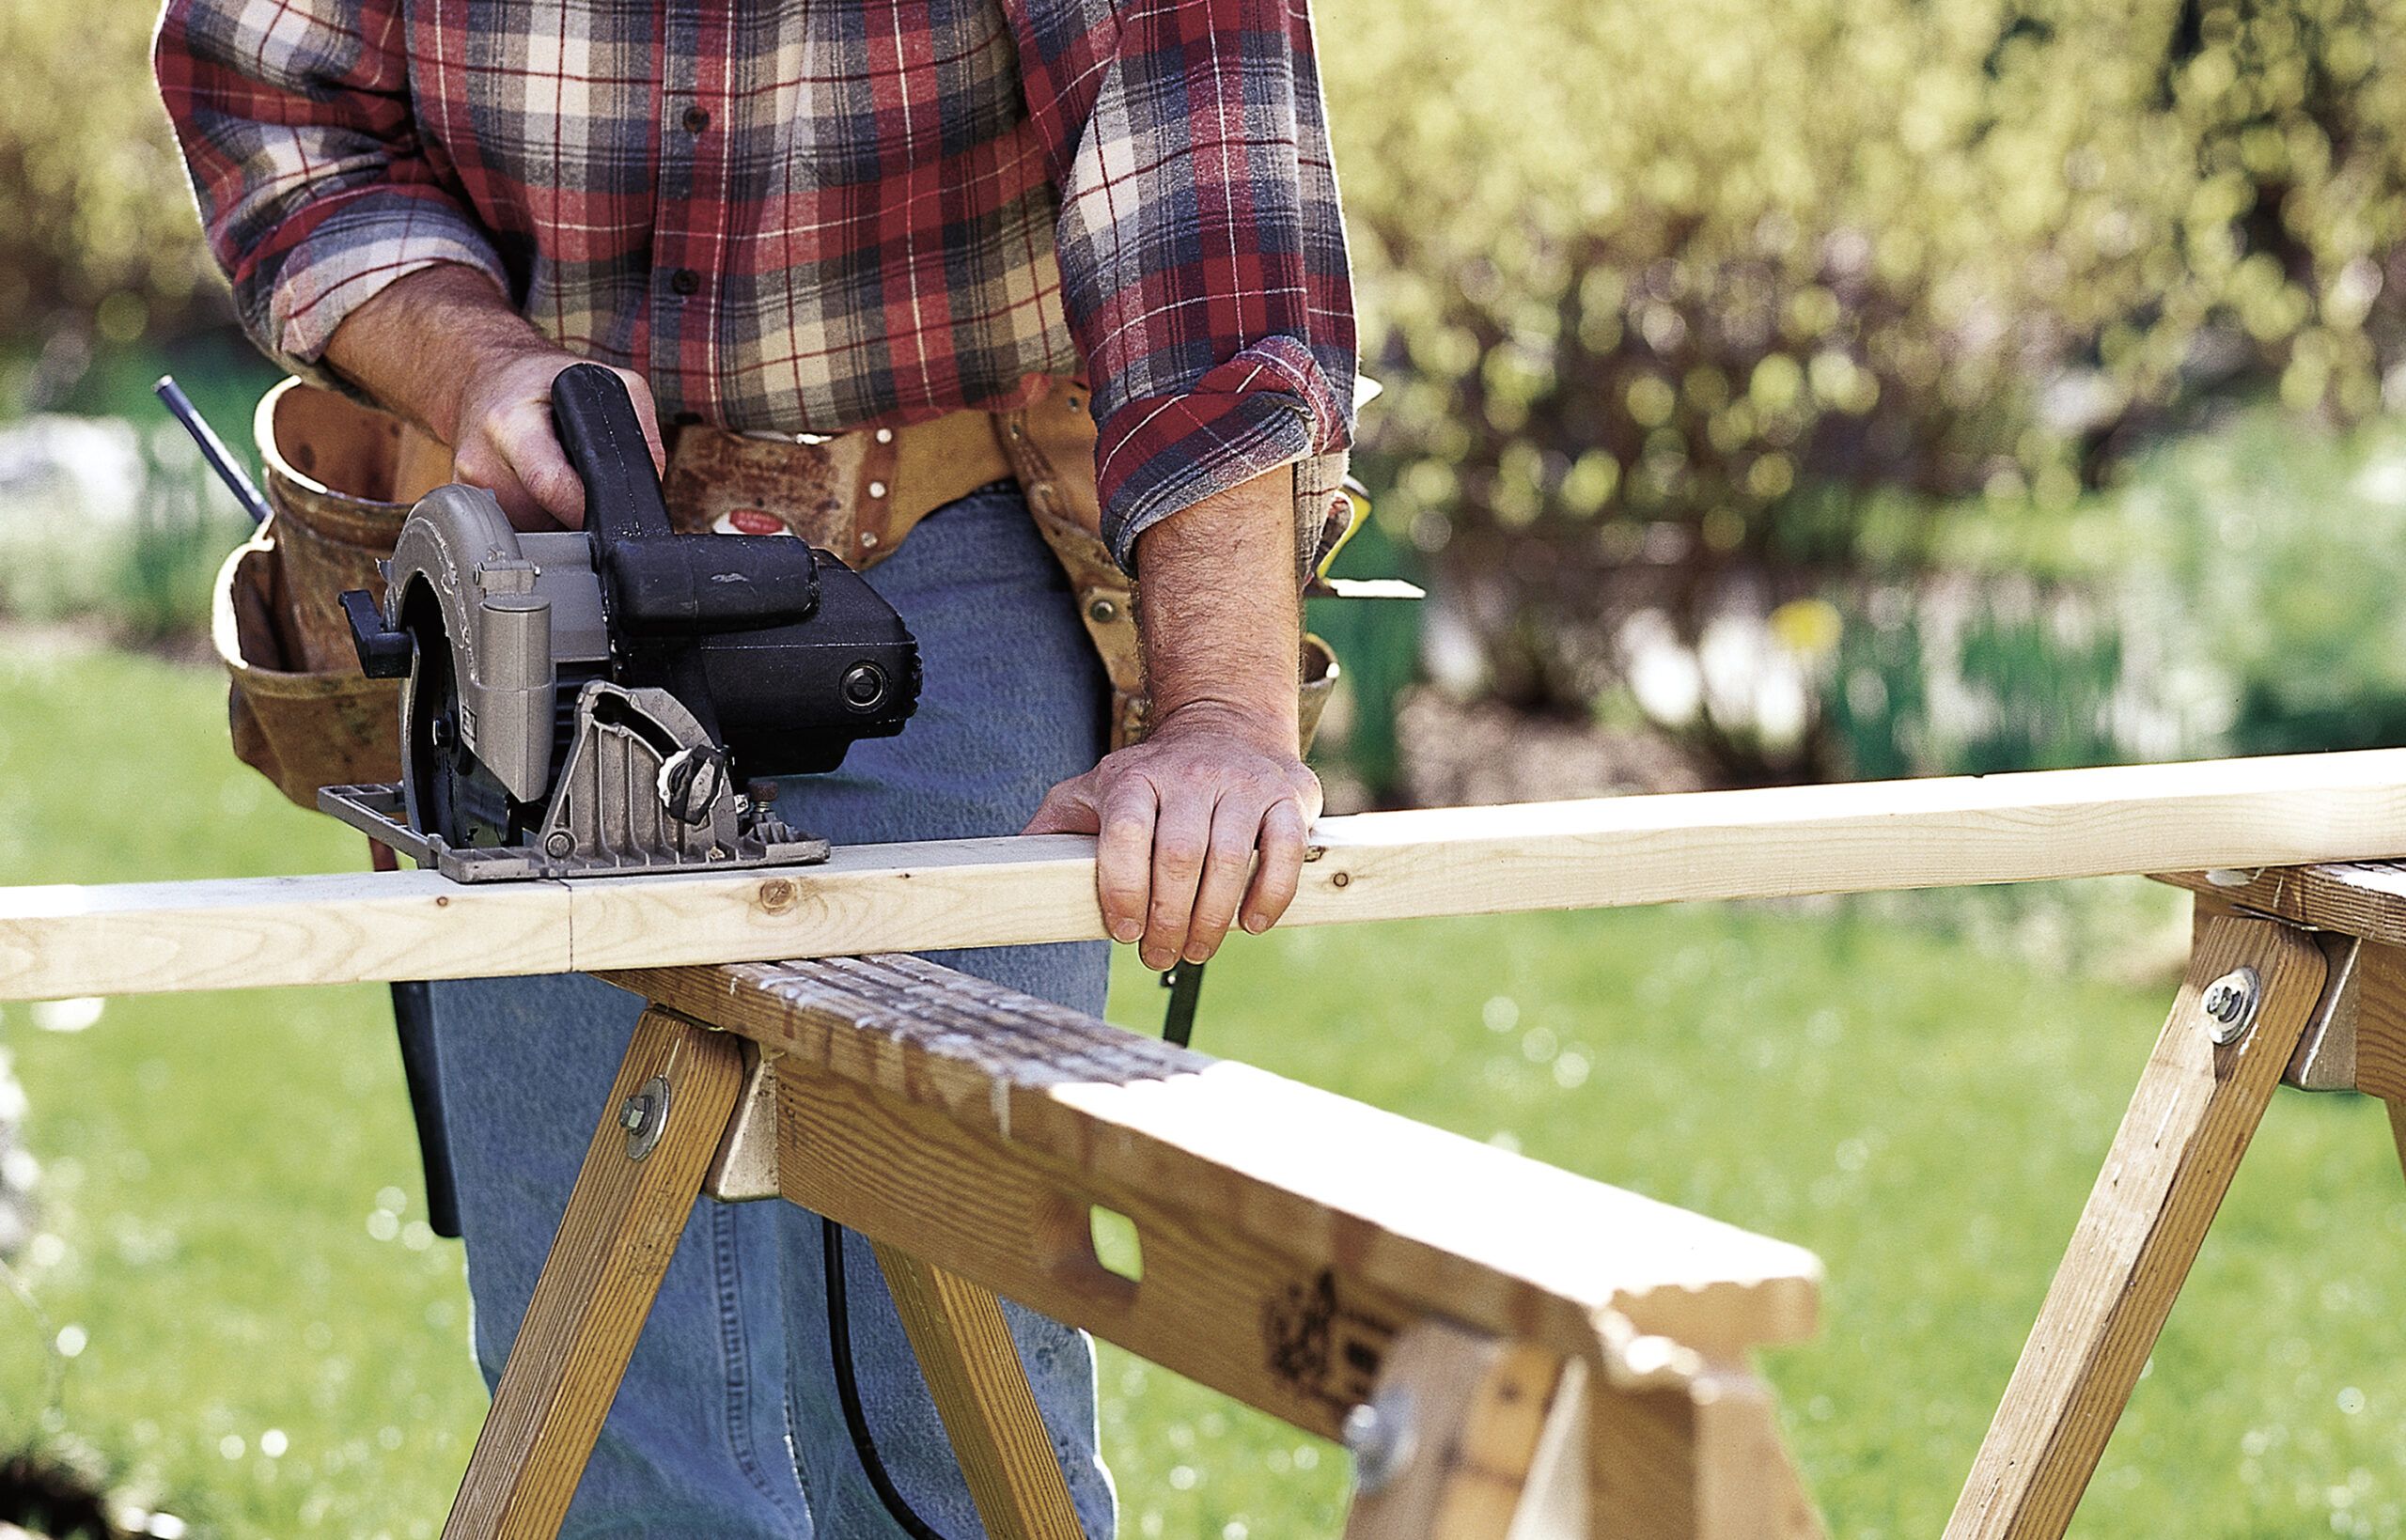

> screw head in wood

[
  {"left": 2200, "top": 967, "right": 2260, "bottom": 1045},
  {"left": 621, "top": 1075, "right": 672, "bottom": 1160},
  {"left": 1343, "top": 1392, "right": 1415, "bottom": 1495}
]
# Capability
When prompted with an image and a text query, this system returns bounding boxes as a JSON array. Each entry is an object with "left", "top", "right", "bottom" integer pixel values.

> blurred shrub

[
  {"left": 1321, "top": 0, "right": 2406, "bottom": 766},
  {"left": 0, "top": 0, "right": 214, "bottom": 400},
  {"left": 1814, "top": 403, "right": 2406, "bottom": 780}
]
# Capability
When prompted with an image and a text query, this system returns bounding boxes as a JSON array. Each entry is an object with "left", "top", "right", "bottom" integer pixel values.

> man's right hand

[
  {"left": 321, "top": 263, "right": 665, "bottom": 531},
  {"left": 449, "top": 343, "right": 664, "bottom": 530}
]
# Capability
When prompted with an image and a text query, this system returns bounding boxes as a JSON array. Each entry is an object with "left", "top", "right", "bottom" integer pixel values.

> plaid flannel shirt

[{"left": 153, "top": 0, "right": 1355, "bottom": 568}]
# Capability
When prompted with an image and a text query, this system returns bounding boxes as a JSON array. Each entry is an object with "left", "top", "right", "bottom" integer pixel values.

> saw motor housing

[{"left": 321, "top": 364, "right": 921, "bottom": 881}]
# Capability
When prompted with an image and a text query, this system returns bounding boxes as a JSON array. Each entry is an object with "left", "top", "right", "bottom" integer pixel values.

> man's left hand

[{"left": 1024, "top": 702, "right": 1321, "bottom": 970}]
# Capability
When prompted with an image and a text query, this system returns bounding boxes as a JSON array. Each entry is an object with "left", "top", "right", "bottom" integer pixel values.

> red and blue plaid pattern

[{"left": 154, "top": 0, "right": 1355, "bottom": 565}]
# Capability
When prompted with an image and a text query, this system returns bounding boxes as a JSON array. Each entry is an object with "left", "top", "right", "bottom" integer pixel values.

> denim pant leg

[
  {"left": 768, "top": 487, "right": 1117, "bottom": 1540},
  {"left": 427, "top": 484, "right": 1116, "bottom": 1539}
]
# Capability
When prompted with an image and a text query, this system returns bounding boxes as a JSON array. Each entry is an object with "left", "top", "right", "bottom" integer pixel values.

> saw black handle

[{"left": 549, "top": 362, "right": 674, "bottom": 543}]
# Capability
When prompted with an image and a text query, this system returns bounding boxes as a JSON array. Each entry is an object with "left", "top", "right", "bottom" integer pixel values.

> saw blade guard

[{"left": 381, "top": 483, "right": 607, "bottom": 806}]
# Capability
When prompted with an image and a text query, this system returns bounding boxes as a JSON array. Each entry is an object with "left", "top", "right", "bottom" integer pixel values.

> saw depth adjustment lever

[{"left": 322, "top": 364, "right": 923, "bottom": 882}]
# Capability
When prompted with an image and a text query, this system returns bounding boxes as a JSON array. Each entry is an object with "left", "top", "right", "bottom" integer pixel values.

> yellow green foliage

[
  {"left": 0, "top": 0, "right": 211, "bottom": 349},
  {"left": 1318, "top": 0, "right": 2406, "bottom": 552}
]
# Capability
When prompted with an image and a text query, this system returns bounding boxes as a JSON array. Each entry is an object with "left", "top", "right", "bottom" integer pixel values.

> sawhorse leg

[
  {"left": 1944, "top": 913, "right": 2331, "bottom": 1540},
  {"left": 872, "top": 1240, "right": 1088, "bottom": 1539},
  {"left": 442, "top": 1006, "right": 746, "bottom": 1540}
]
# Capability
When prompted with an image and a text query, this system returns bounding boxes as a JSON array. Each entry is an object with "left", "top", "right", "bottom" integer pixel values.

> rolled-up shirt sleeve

[
  {"left": 1013, "top": 0, "right": 1358, "bottom": 572},
  {"left": 154, "top": 0, "right": 508, "bottom": 380}
]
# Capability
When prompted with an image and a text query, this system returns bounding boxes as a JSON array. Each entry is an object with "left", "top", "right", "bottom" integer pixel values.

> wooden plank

[
  {"left": 662, "top": 955, "right": 1820, "bottom": 1378},
  {"left": 779, "top": 1050, "right": 1414, "bottom": 1439},
  {"left": 869, "top": 1241, "right": 1086, "bottom": 1540},
  {"left": 1588, "top": 1366, "right": 1824, "bottom": 1540},
  {"left": 1340, "top": 1321, "right": 1568, "bottom": 1540},
  {"left": 1942, "top": 915, "right": 2328, "bottom": 1540},
  {"left": 1508, "top": 1358, "right": 1592, "bottom": 1540},
  {"left": 442, "top": 1007, "right": 745, "bottom": 1540},
  {"left": 0, "top": 868, "right": 574, "bottom": 1001},
  {"left": 20, "top": 748, "right": 2406, "bottom": 999},
  {"left": 2160, "top": 862, "right": 2406, "bottom": 947},
  {"left": 2345, "top": 943, "right": 2406, "bottom": 1103}
]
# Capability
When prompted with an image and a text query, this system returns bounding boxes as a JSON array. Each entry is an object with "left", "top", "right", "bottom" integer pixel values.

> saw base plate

[{"left": 320, "top": 783, "right": 835, "bottom": 883}]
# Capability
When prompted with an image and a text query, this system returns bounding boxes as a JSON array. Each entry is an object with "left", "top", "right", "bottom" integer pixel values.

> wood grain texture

[
  {"left": 2345, "top": 943, "right": 2406, "bottom": 1103},
  {"left": 870, "top": 1241, "right": 1086, "bottom": 1540},
  {"left": 442, "top": 1008, "right": 744, "bottom": 1540},
  {"left": 1507, "top": 1358, "right": 1592, "bottom": 1540},
  {"left": 0, "top": 868, "right": 572, "bottom": 1000},
  {"left": 1340, "top": 1321, "right": 1567, "bottom": 1540},
  {"left": 779, "top": 1048, "right": 1425, "bottom": 1439},
  {"left": 2161, "top": 861, "right": 2406, "bottom": 947},
  {"left": 644, "top": 955, "right": 1820, "bottom": 1377},
  {"left": 1943, "top": 916, "right": 2329, "bottom": 1540},
  {"left": 23, "top": 748, "right": 2406, "bottom": 999},
  {"left": 1587, "top": 1366, "right": 1825, "bottom": 1540}
]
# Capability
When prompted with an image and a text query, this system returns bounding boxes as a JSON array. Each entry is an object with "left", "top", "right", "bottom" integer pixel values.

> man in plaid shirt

[{"left": 156, "top": 0, "right": 1354, "bottom": 1532}]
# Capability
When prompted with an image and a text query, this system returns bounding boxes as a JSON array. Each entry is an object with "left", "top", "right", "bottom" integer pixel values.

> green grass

[{"left": 3, "top": 637, "right": 2405, "bottom": 1537}]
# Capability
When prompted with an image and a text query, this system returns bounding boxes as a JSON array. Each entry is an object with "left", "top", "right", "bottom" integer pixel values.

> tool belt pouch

[
  {"left": 993, "top": 381, "right": 1341, "bottom": 754},
  {"left": 212, "top": 380, "right": 449, "bottom": 807}
]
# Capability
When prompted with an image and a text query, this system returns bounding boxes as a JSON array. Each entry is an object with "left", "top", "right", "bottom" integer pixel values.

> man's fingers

[
  {"left": 508, "top": 420, "right": 587, "bottom": 528},
  {"left": 1095, "top": 780, "right": 1160, "bottom": 945},
  {"left": 613, "top": 366, "right": 669, "bottom": 473},
  {"left": 1140, "top": 791, "right": 1213, "bottom": 971},
  {"left": 1242, "top": 797, "right": 1310, "bottom": 935},
  {"left": 1022, "top": 778, "right": 1101, "bottom": 836},
  {"left": 1183, "top": 793, "right": 1267, "bottom": 963},
  {"left": 454, "top": 441, "right": 549, "bottom": 531}
]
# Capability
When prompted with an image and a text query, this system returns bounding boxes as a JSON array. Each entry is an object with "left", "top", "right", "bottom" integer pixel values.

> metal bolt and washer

[
  {"left": 621, "top": 1074, "right": 672, "bottom": 1160},
  {"left": 2200, "top": 966, "right": 2261, "bottom": 1045},
  {"left": 1342, "top": 1391, "right": 1416, "bottom": 1496}
]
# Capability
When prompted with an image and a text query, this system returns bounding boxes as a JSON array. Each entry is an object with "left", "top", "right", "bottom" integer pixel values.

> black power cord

[
  {"left": 823, "top": 1217, "right": 957, "bottom": 1540},
  {"left": 1160, "top": 960, "right": 1206, "bottom": 1049}
]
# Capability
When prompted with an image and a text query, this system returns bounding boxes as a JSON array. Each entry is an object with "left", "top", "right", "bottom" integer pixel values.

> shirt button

[
  {"left": 669, "top": 269, "right": 700, "bottom": 296},
  {"left": 682, "top": 105, "right": 711, "bottom": 133}
]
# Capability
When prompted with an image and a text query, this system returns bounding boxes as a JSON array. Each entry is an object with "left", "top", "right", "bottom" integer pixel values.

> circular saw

[{"left": 320, "top": 364, "right": 922, "bottom": 881}]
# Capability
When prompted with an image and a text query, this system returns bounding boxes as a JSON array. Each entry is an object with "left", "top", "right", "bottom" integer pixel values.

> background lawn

[{"left": 4, "top": 635, "right": 2405, "bottom": 1538}]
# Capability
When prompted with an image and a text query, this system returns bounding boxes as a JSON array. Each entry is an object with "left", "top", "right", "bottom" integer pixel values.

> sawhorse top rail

[{"left": 12, "top": 747, "right": 2406, "bottom": 1000}]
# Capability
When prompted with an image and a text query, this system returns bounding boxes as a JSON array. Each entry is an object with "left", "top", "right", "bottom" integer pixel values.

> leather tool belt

[{"left": 214, "top": 376, "right": 1339, "bottom": 809}]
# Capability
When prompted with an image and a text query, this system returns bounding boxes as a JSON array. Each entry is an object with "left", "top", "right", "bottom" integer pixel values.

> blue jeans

[{"left": 427, "top": 485, "right": 1117, "bottom": 1538}]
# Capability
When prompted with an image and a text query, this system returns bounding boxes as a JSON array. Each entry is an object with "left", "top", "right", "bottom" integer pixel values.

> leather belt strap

[{"left": 662, "top": 405, "right": 1014, "bottom": 564}]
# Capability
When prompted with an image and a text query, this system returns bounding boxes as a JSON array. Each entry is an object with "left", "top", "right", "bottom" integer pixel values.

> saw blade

[{"left": 400, "top": 599, "right": 521, "bottom": 850}]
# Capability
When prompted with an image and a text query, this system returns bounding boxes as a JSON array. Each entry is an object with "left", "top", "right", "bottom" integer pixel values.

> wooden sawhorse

[
  {"left": 434, "top": 954, "right": 1828, "bottom": 1540},
  {"left": 1945, "top": 864, "right": 2406, "bottom": 1537}
]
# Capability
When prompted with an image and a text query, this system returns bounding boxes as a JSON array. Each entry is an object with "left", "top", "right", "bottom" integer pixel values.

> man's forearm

[
  {"left": 322, "top": 263, "right": 661, "bottom": 529},
  {"left": 1025, "top": 467, "right": 1320, "bottom": 968},
  {"left": 1133, "top": 473, "right": 1304, "bottom": 748},
  {"left": 321, "top": 263, "right": 547, "bottom": 443}
]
